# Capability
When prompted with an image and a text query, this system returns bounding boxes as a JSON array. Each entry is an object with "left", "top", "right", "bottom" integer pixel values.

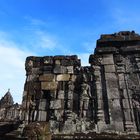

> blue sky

[{"left": 0, "top": 0, "right": 140, "bottom": 103}]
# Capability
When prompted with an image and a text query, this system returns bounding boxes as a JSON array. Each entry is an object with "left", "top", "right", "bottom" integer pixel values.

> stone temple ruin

[
  {"left": 0, "top": 89, "right": 21, "bottom": 121},
  {"left": 1, "top": 31, "right": 140, "bottom": 139}
]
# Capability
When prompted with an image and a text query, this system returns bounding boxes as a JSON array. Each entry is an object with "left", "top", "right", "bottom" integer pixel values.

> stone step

[{"left": 125, "top": 122, "right": 136, "bottom": 132}]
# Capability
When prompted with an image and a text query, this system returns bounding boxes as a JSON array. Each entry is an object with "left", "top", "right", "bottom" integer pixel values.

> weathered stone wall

[
  {"left": 22, "top": 31, "right": 140, "bottom": 137},
  {"left": 92, "top": 31, "right": 140, "bottom": 132}
]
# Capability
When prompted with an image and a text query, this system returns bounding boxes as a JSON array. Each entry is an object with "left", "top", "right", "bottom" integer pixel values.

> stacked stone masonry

[{"left": 22, "top": 31, "right": 140, "bottom": 138}]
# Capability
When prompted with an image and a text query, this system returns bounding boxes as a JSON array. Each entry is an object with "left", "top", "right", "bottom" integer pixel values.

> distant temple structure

[
  {"left": 0, "top": 89, "right": 21, "bottom": 121},
  {"left": 1, "top": 31, "right": 140, "bottom": 139}
]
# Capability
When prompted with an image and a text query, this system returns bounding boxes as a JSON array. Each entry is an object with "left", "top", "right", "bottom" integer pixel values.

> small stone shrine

[{"left": 0, "top": 89, "right": 21, "bottom": 121}]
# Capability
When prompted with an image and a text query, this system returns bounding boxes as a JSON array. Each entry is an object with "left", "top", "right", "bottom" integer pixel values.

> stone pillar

[
  {"left": 116, "top": 54, "right": 137, "bottom": 132},
  {"left": 93, "top": 65, "right": 106, "bottom": 132},
  {"left": 103, "top": 54, "right": 124, "bottom": 132}
]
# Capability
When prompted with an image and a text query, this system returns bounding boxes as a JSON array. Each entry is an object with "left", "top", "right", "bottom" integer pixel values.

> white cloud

[
  {"left": 22, "top": 30, "right": 58, "bottom": 51},
  {"left": 35, "top": 31, "right": 57, "bottom": 50},
  {"left": 24, "top": 16, "right": 46, "bottom": 26},
  {"left": 23, "top": 16, "right": 59, "bottom": 51},
  {"left": 23, "top": 17, "right": 67, "bottom": 53},
  {"left": 0, "top": 34, "right": 34, "bottom": 104}
]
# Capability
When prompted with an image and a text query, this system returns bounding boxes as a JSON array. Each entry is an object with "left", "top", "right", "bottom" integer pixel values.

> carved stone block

[
  {"left": 39, "top": 99, "right": 47, "bottom": 110},
  {"left": 122, "top": 89, "right": 129, "bottom": 98},
  {"left": 123, "top": 109, "right": 132, "bottom": 121},
  {"left": 38, "top": 111, "right": 47, "bottom": 121},
  {"left": 39, "top": 74, "right": 55, "bottom": 82},
  {"left": 96, "top": 89, "right": 103, "bottom": 99},
  {"left": 102, "top": 54, "right": 114, "bottom": 65},
  {"left": 50, "top": 100, "right": 63, "bottom": 109},
  {"left": 118, "top": 73, "right": 125, "bottom": 81},
  {"left": 112, "top": 99, "right": 121, "bottom": 108},
  {"left": 43, "top": 66, "right": 53, "bottom": 71},
  {"left": 43, "top": 56, "right": 53, "bottom": 65},
  {"left": 83, "top": 100, "right": 89, "bottom": 110},
  {"left": 106, "top": 79, "right": 118, "bottom": 89},
  {"left": 71, "top": 75, "right": 76, "bottom": 81},
  {"left": 53, "top": 65, "right": 67, "bottom": 74},
  {"left": 104, "top": 65, "right": 116, "bottom": 73},
  {"left": 56, "top": 74, "right": 70, "bottom": 81},
  {"left": 27, "top": 75, "right": 38, "bottom": 82},
  {"left": 67, "top": 100, "right": 73, "bottom": 109},
  {"left": 119, "top": 80, "right": 126, "bottom": 89},
  {"left": 54, "top": 110, "right": 64, "bottom": 120},
  {"left": 55, "top": 60, "right": 61, "bottom": 65},
  {"left": 122, "top": 99, "right": 130, "bottom": 109},
  {"left": 32, "top": 68, "right": 41, "bottom": 75},
  {"left": 57, "top": 90, "right": 65, "bottom": 99},
  {"left": 105, "top": 73, "right": 117, "bottom": 80},
  {"left": 116, "top": 66, "right": 125, "bottom": 73},
  {"left": 94, "top": 71, "right": 101, "bottom": 76},
  {"left": 61, "top": 60, "right": 73, "bottom": 66},
  {"left": 41, "top": 82, "right": 58, "bottom": 90},
  {"left": 68, "top": 92, "right": 73, "bottom": 99},
  {"left": 67, "top": 66, "right": 74, "bottom": 74},
  {"left": 107, "top": 88, "right": 120, "bottom": 99},
  {"left": 33, "top": 82, "right": 41, "bottom": 90},
  {"left": 110, "top": 108, "right": 122, "bottom": 121}
]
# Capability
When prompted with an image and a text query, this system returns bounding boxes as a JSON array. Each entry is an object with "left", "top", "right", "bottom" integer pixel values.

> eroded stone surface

[{"left": 22, "top": 32, "right": 140, "bottom": 139}]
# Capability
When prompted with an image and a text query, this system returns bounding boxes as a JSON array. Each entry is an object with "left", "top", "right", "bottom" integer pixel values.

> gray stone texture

[{"left": 20, "top": 31, "right": 140, "bottom": 139}]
